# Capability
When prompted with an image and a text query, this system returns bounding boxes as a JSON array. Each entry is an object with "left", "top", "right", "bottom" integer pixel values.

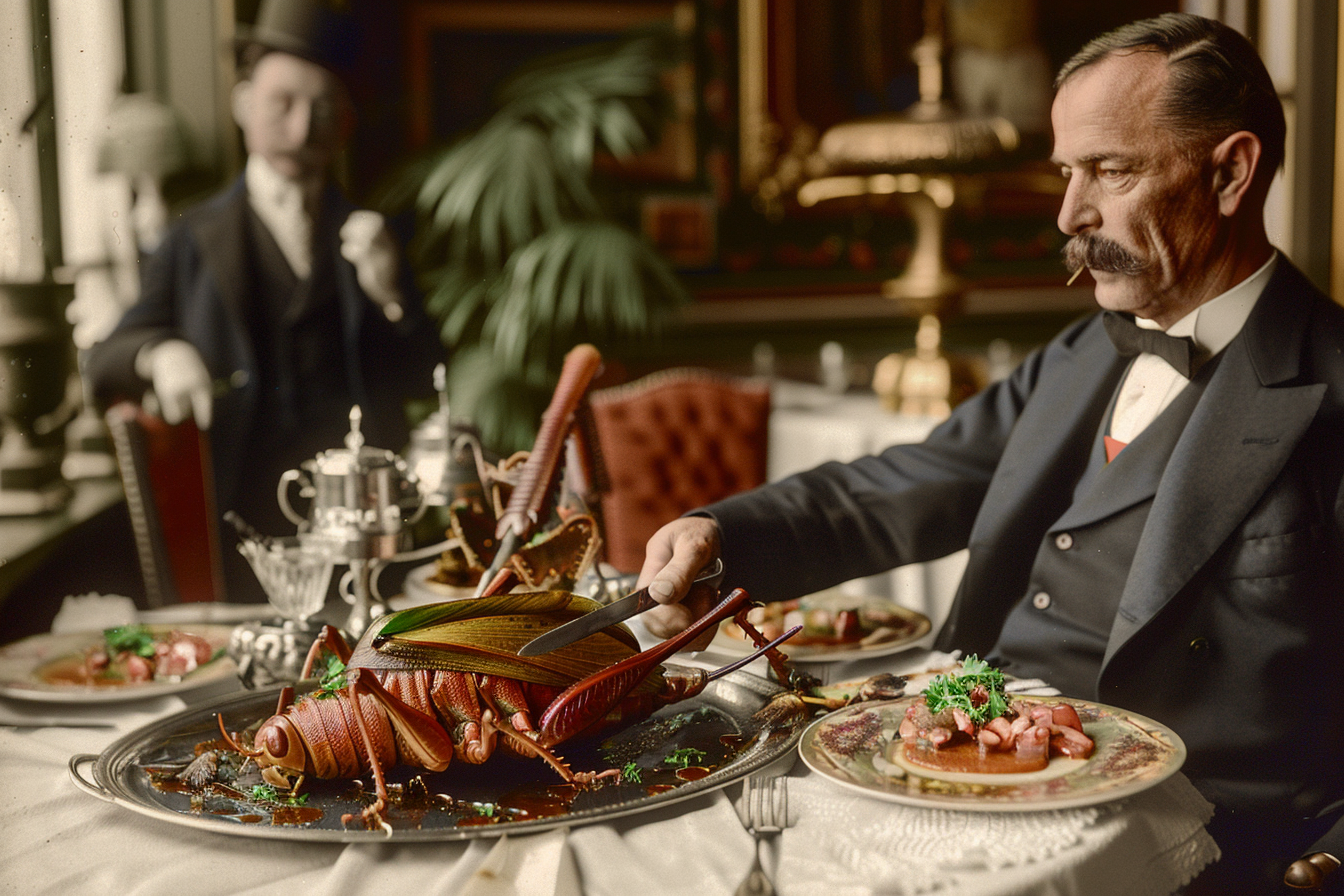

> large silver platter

[{"left": 70, "top": 669, "right": 804, "bottom": 842}]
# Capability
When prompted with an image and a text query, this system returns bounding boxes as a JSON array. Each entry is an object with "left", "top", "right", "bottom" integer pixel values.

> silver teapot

[
  {"left": 278, "top": 406, "right": 425, "bottom": 560},
  {"left": 277, "top": 406, "right": 426, "bottom": 635}
]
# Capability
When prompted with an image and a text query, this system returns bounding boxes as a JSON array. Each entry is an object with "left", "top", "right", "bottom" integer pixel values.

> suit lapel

[
  {"left": 970, "top": 324, "right": 1128, "bottom": 545},
  {"left": 1052, "top": 358, "right": 1211, "bottom": 532},
  {"left": 315, "top": 187, "right": 369, "bottom": 403},
  {"left": 190, "top": 178, "right": 251, "bottom": 323},
  {"left": 1103, "top": 262, "right": 1327, "bottom": 665}
]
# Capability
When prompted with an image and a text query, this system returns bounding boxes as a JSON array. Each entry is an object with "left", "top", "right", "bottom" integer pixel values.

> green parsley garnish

[
  {"left": 662, "top": 747, "right": 707, "bottom": 769},
  {"left": 474, "top": 802, "right": 496, "bottom": 817},
  {"left": 249, "top": 784, "right": 309, "bottom": 806},
  {"left": 314, "top": 655, "right": 347, "bottom": 697},
  {"left": 621, "top": 762, "right": 643, "bottom": 783},
  {"left": 922, "top": 655, "right": 1009, "bottom": 726},
  {"left": 104, "top": 624, "right": 156, "bottom": 658}
]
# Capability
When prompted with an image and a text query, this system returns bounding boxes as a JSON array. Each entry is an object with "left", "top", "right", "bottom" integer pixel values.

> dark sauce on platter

[
  {"left": 270, "top": 805, "right": 325, "bottom": 825},
  {"left": 140, "top": 699, "right": 772, "bottom": 832}
]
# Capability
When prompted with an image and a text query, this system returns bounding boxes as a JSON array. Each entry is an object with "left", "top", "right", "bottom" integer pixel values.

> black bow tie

[{"left": 1102, "top": 311, "right": 1200, "bottom": 378}]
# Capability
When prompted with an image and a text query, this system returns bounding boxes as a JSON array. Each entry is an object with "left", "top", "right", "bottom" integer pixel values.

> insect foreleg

[
  {"left": 428, "top": 672, "right": 495, "bottom": 764},
  {"left": 348, "top": 670, "right": 454, "bottom": 772},
  {"left": 730, "top": 606, "right": 794, "bottom": 685},
  {"left": 474, "top": 684, "right": 578, "bottom": 783},
  {"left": 338, "top": 668, "right": 454, "bottom": 832},
  {"left": 301, "top": 625, "right": 354, "bottom": 679},
  {"left": 478, "top": 675, "right": 540, "bottom": 753}
]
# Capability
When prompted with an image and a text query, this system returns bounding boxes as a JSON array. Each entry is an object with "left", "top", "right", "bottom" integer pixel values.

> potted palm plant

[{"left": 394, "top": 24, "right": 691, "bottom": 454}]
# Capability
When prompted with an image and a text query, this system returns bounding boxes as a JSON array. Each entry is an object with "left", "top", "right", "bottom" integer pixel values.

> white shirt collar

[
  {"left": 244, "top": 154, "right": 320, "bottom": 218},
  {"left": 1135, "top": 251, "right": 1279, "bottom": 355},
  {"left": 244, "top": 154, "right": 320, "bottom": 279}
]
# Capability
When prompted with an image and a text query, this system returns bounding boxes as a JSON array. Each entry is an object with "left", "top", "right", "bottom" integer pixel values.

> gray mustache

[{"left": 1063, "top": 235, "right": 1147, "bottom": 275}]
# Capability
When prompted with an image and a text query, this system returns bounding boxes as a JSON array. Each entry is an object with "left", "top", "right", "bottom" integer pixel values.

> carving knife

[{"left": 516, "top": 558, "right": 724, "bottom": 657}]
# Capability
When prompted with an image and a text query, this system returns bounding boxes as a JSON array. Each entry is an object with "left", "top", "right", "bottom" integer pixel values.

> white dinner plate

[
  {"left": 0, "top": 624, "right": 238, "bottom": 704},
  {"left": 799, "top": 694, "right": 1186, "bottom": 812},
  {"left": 708, "top": 589, "right": 931, "bottom": 662}
]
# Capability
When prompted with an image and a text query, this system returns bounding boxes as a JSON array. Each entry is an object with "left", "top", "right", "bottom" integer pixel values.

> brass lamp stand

[{"left": 795, "top": 0, "right": 1016, "bottom": 415}]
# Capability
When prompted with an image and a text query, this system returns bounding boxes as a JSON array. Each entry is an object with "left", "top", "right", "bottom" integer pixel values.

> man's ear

[
  {"left": 231, "top": 80, "right": 254, "bottom": 131},
  {"left": 1210, "top": 130, "right": 1263, "bottom": 216}
]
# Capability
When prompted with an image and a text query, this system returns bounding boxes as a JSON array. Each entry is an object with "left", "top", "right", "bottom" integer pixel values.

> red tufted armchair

[{"left": 588, "top": 368, "right": 771, "bottom": 574}]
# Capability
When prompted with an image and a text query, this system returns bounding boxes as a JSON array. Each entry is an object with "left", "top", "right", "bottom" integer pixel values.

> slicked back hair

[{"left": 1055, "top": 13, "right": 1286, "bottom": 183}]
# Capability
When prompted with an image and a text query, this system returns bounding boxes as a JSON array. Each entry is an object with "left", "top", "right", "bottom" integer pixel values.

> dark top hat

[{"left": 235, "top": 0, "right": 359, "bottom": 76}]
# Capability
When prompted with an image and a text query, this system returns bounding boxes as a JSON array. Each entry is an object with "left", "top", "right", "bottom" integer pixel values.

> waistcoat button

[
  {"left": 1032, "top": 592, "right": 1051, "bottom": 610},
  {"left": 1189, "top": 637, "right": 1210, "bottom": 654},
  {"left": 1054, "top": 532, "right": 1073, "bottom": 550}
]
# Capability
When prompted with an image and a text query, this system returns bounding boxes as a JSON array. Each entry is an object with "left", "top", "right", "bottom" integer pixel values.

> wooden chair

[
  {"left": 104, "top": 401, "right": 224, "bottom": 606},
  {"left": 588, "top": 368, "right": 771, "bottom": 574}
]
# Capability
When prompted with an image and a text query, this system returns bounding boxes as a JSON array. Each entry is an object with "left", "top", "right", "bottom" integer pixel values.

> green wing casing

[{"left": 347, "top": 591, "right": 663, "bottom": 693}]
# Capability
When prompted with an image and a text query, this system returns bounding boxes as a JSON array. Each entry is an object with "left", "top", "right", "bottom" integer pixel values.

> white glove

[
  {"left": 339, "top": 210, "right": 404, "bottom": 322},
  {"left": 135, "top": 339, "right": 213, "bottom": 430}
]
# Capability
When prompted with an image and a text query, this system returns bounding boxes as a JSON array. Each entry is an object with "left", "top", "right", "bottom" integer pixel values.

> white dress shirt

[
  {"left": 244, "top": 154, "right": 320, "bottom": 280},
  {"left": 1109, "top": 251, "right": 1278, "bottom": 444}
]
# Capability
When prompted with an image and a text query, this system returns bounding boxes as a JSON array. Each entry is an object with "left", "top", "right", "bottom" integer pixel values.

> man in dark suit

[
  {"left": 637, "top": 14, "right": 1344, "bottom": 893},
  {"left": 87, "top": 0, "right": 442, "bottom": 601}
]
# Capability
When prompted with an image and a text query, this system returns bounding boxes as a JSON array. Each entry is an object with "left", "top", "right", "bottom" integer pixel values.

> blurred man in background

[{"left": 86, "top": 0, "right": 442, "bottom": 601}]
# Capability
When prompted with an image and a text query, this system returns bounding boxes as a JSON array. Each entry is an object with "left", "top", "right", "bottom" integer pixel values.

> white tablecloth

[
  {"left": 768, "top": 381, "right": 968, "bottom": 630},
  {"left": 0, "top": 607, "right": 1219, "bottom": 896}
]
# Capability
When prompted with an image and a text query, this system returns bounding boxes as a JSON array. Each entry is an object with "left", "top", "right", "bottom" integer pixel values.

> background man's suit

[{"left": 703, "top": 257, "right": 1344, "bottom": 870}]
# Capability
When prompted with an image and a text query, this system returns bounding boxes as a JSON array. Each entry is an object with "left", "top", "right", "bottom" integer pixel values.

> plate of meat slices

[
  {"left": 798, "top": 656, "right": 1186, "bottom": 811},
  {"left": 710, "top": 589, "right": 931, "bottom": 661},
  {"left": 0, "top": 624, "right": 238, "bottom": 704}
]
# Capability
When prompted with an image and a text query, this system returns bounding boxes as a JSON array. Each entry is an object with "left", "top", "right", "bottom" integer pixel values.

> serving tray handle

[{"left": 69, "top": 753, "right": 113, "bottom": 802}]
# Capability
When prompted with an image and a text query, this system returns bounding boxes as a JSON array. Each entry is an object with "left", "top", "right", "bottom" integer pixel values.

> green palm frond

[
  {"left": 402, "top": 22, "right": 692, "bottom": 453},
  {"left": 482, "top": 222, "right": 688, "bottom": 373},
  {"left": 422, "top": 266, "right": 500, "bottom": 347},
  {"left": 447, "top": 346, "right": 554, "bottom": 453},
  {"left": 415, "top": 120, "right": 595, "bottom": 269}
]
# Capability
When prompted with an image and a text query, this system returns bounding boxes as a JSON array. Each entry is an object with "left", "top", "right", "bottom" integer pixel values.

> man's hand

[
  {"left": 135, "top": 339, "right": 212, "bottom": 429},
  {"left": 636, "top": 516, "right": 724, "bottom": 647},
  {"left": 340, "top": 210, "right": 404, "bottom": 322}
]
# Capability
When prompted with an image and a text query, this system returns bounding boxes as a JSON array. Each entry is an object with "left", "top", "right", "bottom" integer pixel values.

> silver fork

[{"left": 735, "top": 775, "right": 789, "bottom": 896}]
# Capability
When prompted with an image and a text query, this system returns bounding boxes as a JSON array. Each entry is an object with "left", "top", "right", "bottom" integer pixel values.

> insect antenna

[
  {"left": 216, "top": 714, "right": 263, "bottom": 758},
  {"left": 705, "top": 626, "right": 802, "bottom": 682}
]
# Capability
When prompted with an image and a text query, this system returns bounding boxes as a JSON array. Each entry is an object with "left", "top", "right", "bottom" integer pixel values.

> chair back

[
  {"left": 589, "top": 369, "right": 770, "bottom": 573},
  {"left": 104, "top": 401, "right": 224, "bottom": 606}
]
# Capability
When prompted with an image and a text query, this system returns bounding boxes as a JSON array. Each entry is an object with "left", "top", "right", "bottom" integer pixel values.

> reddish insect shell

[{"left": 233, "top": 590, "right": 723, "bottom": 790}]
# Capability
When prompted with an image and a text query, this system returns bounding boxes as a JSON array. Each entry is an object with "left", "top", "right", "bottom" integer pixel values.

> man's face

[
  {"left": 234, "top": 51, "right": 348, "bottom": 182},
  {"left": 1051, "top": 52, "right": 1220, "bottom": 325}
]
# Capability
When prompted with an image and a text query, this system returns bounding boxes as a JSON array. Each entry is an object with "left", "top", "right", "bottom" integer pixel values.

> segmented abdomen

[{"left": 291, "top": 690, "right": 396, "bottom": 779}]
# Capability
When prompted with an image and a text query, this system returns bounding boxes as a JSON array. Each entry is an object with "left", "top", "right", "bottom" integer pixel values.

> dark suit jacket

[
  {"left": 706, "top": 257, "right": 1344, "bottom": 860},
  {"left": 87, "top": 176, "right": 443, "bottom": 521}
]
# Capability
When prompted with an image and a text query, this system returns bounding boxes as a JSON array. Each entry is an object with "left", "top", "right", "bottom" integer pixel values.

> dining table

[
  {"left": 766, "top": 380, "right": 969, "bottom": 632},
  {"left": 0, "top": 595, "right": 1220, "bottom": 896}
]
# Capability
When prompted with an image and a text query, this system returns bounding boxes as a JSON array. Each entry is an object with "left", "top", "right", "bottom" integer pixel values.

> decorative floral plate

[{"left": 799, "top": 695, "right": 1186, "bottom": 811}]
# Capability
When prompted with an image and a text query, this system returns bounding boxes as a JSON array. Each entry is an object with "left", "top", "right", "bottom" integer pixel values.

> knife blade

[{"left": 516, "top": 559, "right": 723, "bottom": 657}]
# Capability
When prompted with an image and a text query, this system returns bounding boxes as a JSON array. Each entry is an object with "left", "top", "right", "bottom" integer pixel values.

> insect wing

[{"left": 352, "top": 592, "right": 660, "bottom": 692}]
